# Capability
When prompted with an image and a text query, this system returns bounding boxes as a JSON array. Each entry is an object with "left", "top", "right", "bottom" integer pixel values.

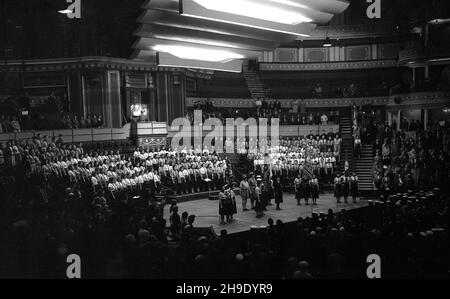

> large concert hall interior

[{"left": 0, "top": 0, "right": 449, "bottom": 280}]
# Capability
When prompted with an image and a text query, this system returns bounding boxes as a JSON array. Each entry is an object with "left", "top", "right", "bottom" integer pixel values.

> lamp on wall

[
  {"left": 323, "top": 28, "right": 332, "bottom": 47},
  {"left": 323, "top": 37, "right": 333, "bottom": 47}
]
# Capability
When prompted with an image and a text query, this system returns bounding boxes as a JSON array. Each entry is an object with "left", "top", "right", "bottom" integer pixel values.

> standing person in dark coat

[
  {"left": 350, "top": 173, "right": 359, "bottom": 203},
  {"left": 224, "top": 185, "right": 237, "bottom": 222},
  {"left": 302, "top": 177, "right": 311, "bottom": 206},
  {"left": 248, "top": 173, "right": 257, "bottom": 210},
  {"left": 260, "top": 179, "right": 270, "bottom": 212},
  {"left": 294, "top": 175, "right": 302, "bottom": 206},
  {"left": 273, "top": 177, "right": 283, "bottom": 211},
  {"left": 255, "top": 177, "right": 264, "bottom": 218},
  {"left": 310, "top": 176, "right": 319, "bottom": 206},
  {"left": 343, "top": 175, "right": 350, "bottom": 203},
  {"left": 334, "top": 174, "right": 342, "bottom": 203},
  {"left": 169, "top": 206, "right": 181, "bottom": 240},
  {"left": 219, "top": 191, "right": 227, "bottom": 225}
]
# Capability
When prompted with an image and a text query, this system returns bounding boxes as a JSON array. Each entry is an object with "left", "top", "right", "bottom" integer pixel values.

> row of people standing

[
  {"left": 294, "top": 175, "right": 320, "bottom": 206},
  {"left": 333, "top": 173, "right": 359, "bottom": 203},
  {"left": 238, "top": 173, "right": 280, "bottom": 219}
]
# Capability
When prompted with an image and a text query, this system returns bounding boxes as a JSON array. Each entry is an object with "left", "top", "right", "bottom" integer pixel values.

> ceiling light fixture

[
  {"left": 58, "top": 9, "right": 73, "bottom": 14},
  {"left": 268, "top": 0, "right": 308, "bottom": 9},
  {"left": 192, "top": 0, "right": 313, "bottom": 25},
  {"left": 152, "top": 35, "right": 242, "bottom": 49},
  {"left": 180, "top": 14, "right": 312, "bottom": 36},
  {"left": 323, "top": 33, "right": 332, "bottom": 47},
  {"left": 157, "top": 52, "right": 243, "bottom": 72},
  {"left": 153, "top": 45, "right": 245, "bottom": 62}
]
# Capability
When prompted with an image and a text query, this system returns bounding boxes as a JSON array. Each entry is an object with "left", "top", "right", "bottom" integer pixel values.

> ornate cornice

[
  {"left": 187, "top": 92, "right": 450, "bottom": 109},
  {"left": 0, "top": 57, "right": 214, "bottom": 79},
  {"left": 259, "top": 59, "right": 398, "bottom": 71}
]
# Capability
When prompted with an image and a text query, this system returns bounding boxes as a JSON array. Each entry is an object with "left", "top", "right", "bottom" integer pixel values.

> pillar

[
  {"left": 155, "top": 72, "right": 186, "bottom": 123},
  {"left": 423, "top": 109, "right": 428, "bottom": 130},
  {"left": 67, "top": 71, "right": 83, "bottom": 116},
  {"left": 397, "top": 110, "right": 401, "bottom": 131},
  {"left": 82, "top": 72, "right": 105, "bottom": 121},
  {"left": 105, "top": 70, "right": 122, "bottom": 128},
  {"left": 424, "top": 64, "right": 430, "bottom": 80}
]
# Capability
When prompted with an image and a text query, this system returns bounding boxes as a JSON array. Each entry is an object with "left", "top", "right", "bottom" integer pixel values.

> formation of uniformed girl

[
  {"left": 334, "top": 173, "right": 358, "bottom": 204},
  {"left": 294, "top": 175, "right": 320, "bottom": 206}
]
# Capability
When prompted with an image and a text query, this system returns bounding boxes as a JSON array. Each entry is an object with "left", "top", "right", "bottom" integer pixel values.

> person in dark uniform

[
  {"left": 273, "top": 177, "right": 283, "bottom": 211},
  {"left": 169, "top": 205, "right": 181, "bottom": 240},
  {"left": 334, "top": 174, "right": 342, "bottom": 203},
  {"left": 342, "top": 175, "right": 350, "bottom": 204},
  {"left": 261, "top": 179, "right": 270, "bottom": 212},
  {"left": 302, "top": 177, "right": 311, "bottom": 206},
  {"left": 255, "top": 177, "right": 264, "bottom": 218},
  {"left": 263, "top": 169, "right": 273, "bottom": 206},
  {"left": 248, "top": 173, "right": 257, "bottom": 210},
  {"left": 310, "top": 176, "right": 319, "bottom": 206},
  {"left": 221, "top": 185, "right": 237, "bottom": 223},
  {"left": 219, "top": 191, "right": 227, "bottom": 225},
  {"left": 350, "top": 173, "right": 359, "bottom": 203},
  {"left": 294, "top": 175, "right": 302, "bottom": 206}
]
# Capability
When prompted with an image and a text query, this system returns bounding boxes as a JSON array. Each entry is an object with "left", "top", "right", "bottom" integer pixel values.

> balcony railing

[{"left": 259, "top": 59, "right": 398, "bottom": 72}]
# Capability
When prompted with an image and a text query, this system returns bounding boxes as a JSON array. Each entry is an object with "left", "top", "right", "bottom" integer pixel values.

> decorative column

[
  {"left": 423, "top": 109, "right": 428, "bottom": 130},
  {"left": 105, "top": 70, "right": 122, "bottom": 128},
  {"left": 397, "top": 110, "right": 401, "bottom": 131},
  {"left": 387, "top": 111, "right": 392, "bottom": 126}
]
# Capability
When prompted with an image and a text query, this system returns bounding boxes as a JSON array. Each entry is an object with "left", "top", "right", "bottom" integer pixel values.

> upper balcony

[{"left": 187, "top": 91, "right": 450, "bottom": 110}]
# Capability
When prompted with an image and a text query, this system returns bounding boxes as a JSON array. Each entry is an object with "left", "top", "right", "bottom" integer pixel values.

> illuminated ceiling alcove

[{"left": 132, "top": 0, "right": 349, "bottom": 72}]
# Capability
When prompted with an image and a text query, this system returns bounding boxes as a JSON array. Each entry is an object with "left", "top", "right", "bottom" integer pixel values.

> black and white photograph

[{"left": 0, "top": 0, "right": 449, "bottom": 285}]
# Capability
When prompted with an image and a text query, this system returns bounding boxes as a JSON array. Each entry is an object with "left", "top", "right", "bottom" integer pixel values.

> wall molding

[
  {"left": 0, "top": 57, "right": 214, "bottom": 79},
  {"left": 304, "top": 23, "right": 406, "bottom": 40},
  {"left": 187, "top": 92, "right": 450, "bottom": 109},
  {"left": 259, "top": 59, "right": 398, "bottom": 71}
]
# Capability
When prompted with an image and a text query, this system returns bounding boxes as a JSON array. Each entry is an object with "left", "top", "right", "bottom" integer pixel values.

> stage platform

[{"left": 164, "top": 192, "right": 368, "bottom": 235}]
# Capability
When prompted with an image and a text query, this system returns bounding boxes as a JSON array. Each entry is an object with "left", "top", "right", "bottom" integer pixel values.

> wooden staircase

[
  {"left": 354, "top": 144, "right": 374, "bottom": 191},
  {"left": 243, "top": 70, "right": 269, "bottom": 99},
  {"left": 339, "top": 116, "right": 354, "bottom": 173}
]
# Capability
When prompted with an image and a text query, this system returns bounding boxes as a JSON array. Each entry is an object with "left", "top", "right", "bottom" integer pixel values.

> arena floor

[{"left": 164, "top": 192, "right": 368, "bottom": 235}]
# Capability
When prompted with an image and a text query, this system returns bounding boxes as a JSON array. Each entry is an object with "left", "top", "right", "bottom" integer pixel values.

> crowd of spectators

[
  {"left": 372, "top": 121, "right": 449, "bottom": 197},
  {"left": 312, "top": 83, "right": 360, "bottom": 98},
  {"left": 187, "top": 98, "right": 341, "bottom": 127},
  {"left": 0, "top": 129, "right": 448, "bottom": 278},
  {"left": 0, "top": 115, "right": 22, "bottom": 133},
  {"left": 159, "top": 187, "right": 449, "bottom": 279},
  {"left": 0, "top": 112, "right": 104, "bottom": 133}
]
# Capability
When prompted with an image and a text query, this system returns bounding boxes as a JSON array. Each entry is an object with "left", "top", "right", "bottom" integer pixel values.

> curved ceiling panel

[
  {"left": 134, "top": 37, "right": 262, "bottom": 58},
  {"left": 132, "top": 0, "right": 349, "bottom": 72},
  {"left": 137, "top": 10, "right": 306, "bottom": 42},
  {"left": 135, "top": 24, "right": 281, "bottom": 51}
]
